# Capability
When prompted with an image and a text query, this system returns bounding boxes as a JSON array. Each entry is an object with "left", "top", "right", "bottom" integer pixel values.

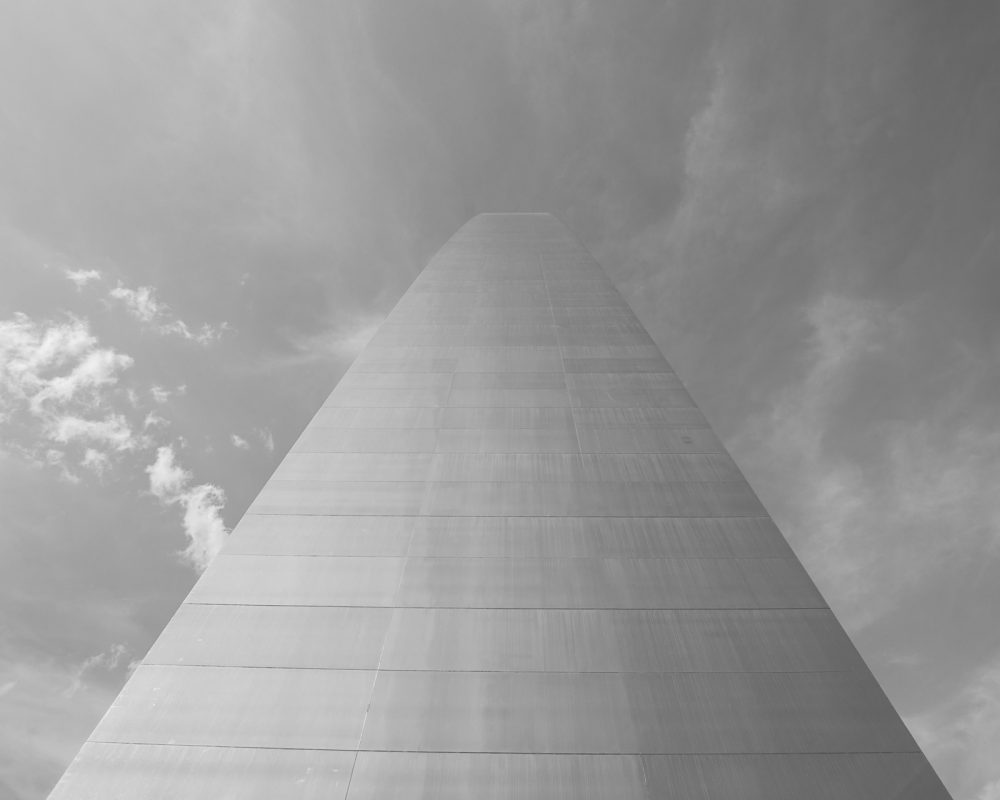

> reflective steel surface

[{"left": 49, "top": 213, "right": 951, "bottom": 798}]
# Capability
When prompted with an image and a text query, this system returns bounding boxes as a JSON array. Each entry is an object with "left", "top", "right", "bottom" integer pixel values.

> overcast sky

[{"left": 1, "top": 2, "right": 999, "bottom": 798}]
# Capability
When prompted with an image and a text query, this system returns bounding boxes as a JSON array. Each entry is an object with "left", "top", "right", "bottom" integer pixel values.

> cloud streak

[
  {"left": 109, "top": 284, "right": 228, "bottom": 345},
  {"left": 147, "top": 445, "right": 228, "bottom": 571}
]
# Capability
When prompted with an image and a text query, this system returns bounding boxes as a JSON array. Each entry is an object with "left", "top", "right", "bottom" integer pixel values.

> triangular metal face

[{"left": 50, "top": 213, "right": 950, "bottom": 798}]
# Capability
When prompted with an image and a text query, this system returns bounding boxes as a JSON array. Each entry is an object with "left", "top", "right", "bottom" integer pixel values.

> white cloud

[
  {"left": 30, "top": 348, "right": 134, "bottom": 413},
  {"left": 150, "top": 385, "right": 172, "bottom": 404},
  {"left": 109, "top": 283, "right": 227, "bottom": 345},
  {"left": 178, "top": 483, "right": 229, "bottom": 571},
  {"left": 147, "top": 444, "right": 189, "bottom": 498},
  {"left": 0, "top": 314, "right": 140, "bottom": 476},
  {"left": 62, "top": 643, "right": 129, "bottom": 699},
  {"left": 230, "top": 433, "right": 250, "bottom": 450},
  {"left": 146, "top": 445, "right": 228, "bottom": 571},
  {"left": 255, "top": 426, "right": 274, "bottom": 452},
  {"left": 108, "top": 285, "right": 160, "bottom": 323},
  {"left": 143, "top": 411, "right": 168, "bottom": 430},
  {"left": 0, "top": 314, "right": 98, "bottom": 414},
  {"left": 48, "top": 414, "right": 136, "bottom": 452},
  {"left": 63, "top": 269, "right": 102, "bottom": 290},
  {"left": 80, "top": 448, "right": 111, "bottom": 476}
]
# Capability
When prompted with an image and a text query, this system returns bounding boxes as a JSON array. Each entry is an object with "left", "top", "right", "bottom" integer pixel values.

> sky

[{"left": 0, "top": 1, "right": 998, "bottom": 797}]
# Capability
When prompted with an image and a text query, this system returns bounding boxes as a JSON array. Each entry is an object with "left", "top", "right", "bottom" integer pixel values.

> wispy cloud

[
  {"left": 230, "top": 433, "right": 250, "bottom": 450},
  {"left": 29, "top": 348, "right": 135, "bottom": 414},
  {"left": 49, "top": 414, "right": 138, "bottom": 452},
  {"left": 149, "top": 384, "right": 184, "bottom": 404},
  {"left": 732, "top": 293, "right": 1000, "bottom": 629},
  {"left": 255, "top": 427, "right": 274, "bottom": 452},
  {"left": 146, "top": 445, "right": 228, "bottom": 571},
  {"left": 63, "top": 269, "right": 102, "bottom": 290},
  {"left": 908, "top": 656, "right": 1000, "bottom": 800},
  {"left": 109, "top": 284, "right": 228, "bottom": 345},
  {"left": 80, "top": 448, "right": 111, "bottom": 476},
  {"left": 62, "top": 643, "right": 129, "bottom": 699},
  {"left": 331, "top": 314, "right": 383, "bottom": 359}
]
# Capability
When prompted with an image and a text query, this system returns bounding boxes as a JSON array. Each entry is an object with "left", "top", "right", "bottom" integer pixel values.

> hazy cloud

[
  {"left": 978, "top": 780, "right": 1000, "bottom": 800},
  {"left": 255, "top": 427, "right": 274, "bottom": 452},
  {"left": 732, "top": 293, "right": 1000, "bottom": 631},
  {"left": 146, "top": 445, "right": 228, "bottom": 571},
  {"left": 109, "top": 284, "right": 227, "bottom": 345},
  {"left": 80, "top": 448, "right": 111, "bottom": 477},
  {"left": 62, "top": 643, "right": 128, "bottom": 699},
  {"left": 909, "top": 657, "right": 1000, "bottom": 800},
  {"left": 230, "top": 434, "right": 249, "bottom": 450},
  {"left": 63, "top": 269, "right": 102, "bottom": 290}
]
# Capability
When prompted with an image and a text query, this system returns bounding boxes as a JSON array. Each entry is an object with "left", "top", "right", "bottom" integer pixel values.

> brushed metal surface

[
  {"left": 360, "top": 671, "right": 918, "bottom": 754},
  {"left": 49, "top": 212, "right": 950, "bottom": 799},
  {"left": 346, "top": 753, "right": 947, "bottom": 800},
  {"left": 378, "top": 608, "right": 862, "bottom": 672},
  {"left": 347, "top": 753, "right": 648, "bottom": 800},
  {"left": 145, "top": 605, "right": 391, "bottom": 668},
  {"left": 187, "top": 555, "right": 404, "bottom": 605},
  {"left": 92, "top": 665, "right": 373, "bottom": 748},
  {"left": 48, "top": 743, "right": 354, "bottom": 800},
  {"left": 226, "top": 514, "right": 413, "bottom": 556}
]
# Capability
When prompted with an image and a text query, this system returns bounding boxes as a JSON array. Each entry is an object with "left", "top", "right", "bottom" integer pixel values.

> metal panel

[
  {"left": 566, "top": 373, "right": 695, "bottom": 408},
  {"left": 571, "top": 406, "right": 709, "bottom": 427},
  {"left": 187, "top": 555, "right": 404, "bottom": 605},
  {"left": 249, "top": 480, "right": 426, "bottom": 515},
  {"left": 360, "top": 671, "right": 918, "bottom": 754},
  {"left": 446, "top": 387, "right": 571, "bottom": 407},
  {"left": 433, "top": 428, "right": 580, "bottom": 453},
  {"left": 273, "top": 453, "right": 742, "bottom": 483},
  {"left": 227, "top": 515, "right": 412, "bottom": 556},
  {"left": 49, "top": 743, "right": 354, "bottom": 800},
  {"left": 562, "top": 357, "right": 672, "bottom": 373},
  {"left": 347, "top": 753, "right": 648, "bottom": 800},
  {"left": 292, "top": 428, "right": 441, "bottom": 453},
  {"left": 346, "top": 752, "right": 948, "bottom": 800},
  {"left": 576, "top": 426, "right": 724, "bottom": 454},
  {"left": 379, "top": 609, "right": 860, "bottom": 672},
  {"left": 740, "top": 557, "right": 826, "bottom": 608},
  {"left": 640, "top": 754, "right": 951, "bottom": 800},
  {"left": 405, "top": 516, "right": 792, "bottom": 558},
  {"left": 394, "top": 557, "right": 770, "bottom": 609},
  {"left": 335, "top": 372, "right": 453, "bottom": 389},
  {"left": 93, "top": 665, "right": 374, "bottom": 749},
  {"left": 418, "top": 480, "right": 766, "bottom": 517},
  {"left": 559, "top": 344, "right": 665, "bottom": 359},
  {"left": 450, "top": 372, "right": 566, "bottom": 389},
  {"left": 146, "top": 605, "right": 391, "bottom": 668},
  {"left": 323, "top": 387, "right": 451, "bottom": 408}
]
